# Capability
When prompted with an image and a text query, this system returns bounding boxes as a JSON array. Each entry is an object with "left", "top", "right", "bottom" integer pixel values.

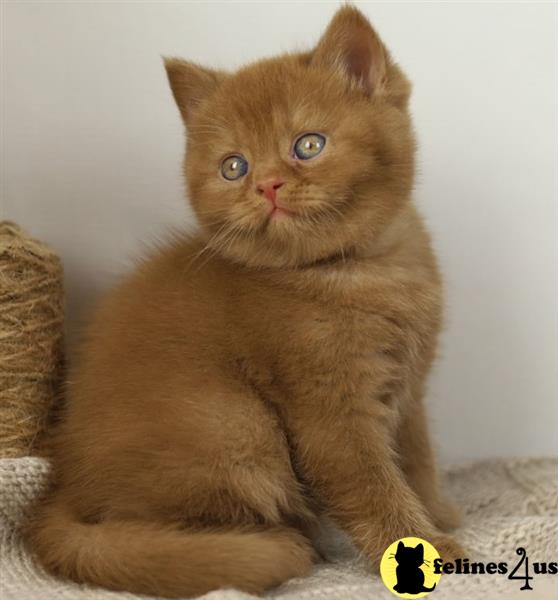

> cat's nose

[{"left": 256, "top": 179, "right": 285, "bottom": 205}]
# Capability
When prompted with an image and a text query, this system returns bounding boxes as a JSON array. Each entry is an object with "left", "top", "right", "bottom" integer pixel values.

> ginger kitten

[{"left": 26, "top": 6, "right": 463, "bottom": 597}]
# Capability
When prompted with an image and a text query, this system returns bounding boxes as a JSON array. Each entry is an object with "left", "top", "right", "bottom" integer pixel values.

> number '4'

[{"left": 508, "top": 547, "right": 534, "bottom": 591}]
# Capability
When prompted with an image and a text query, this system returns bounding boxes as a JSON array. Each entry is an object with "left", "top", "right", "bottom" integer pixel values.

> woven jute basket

[{"left": 0, "top": 221, "right": 65, "bottom": 458}]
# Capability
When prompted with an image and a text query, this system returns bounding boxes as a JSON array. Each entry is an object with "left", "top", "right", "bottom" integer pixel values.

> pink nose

[{"left": 256, "top": 179, "right": 284, "bottom": 204}]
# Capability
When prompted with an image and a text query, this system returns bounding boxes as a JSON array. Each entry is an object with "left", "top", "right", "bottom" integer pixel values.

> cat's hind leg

[{"left": 34, "top": 377, "right": 317, "bottom": 597}]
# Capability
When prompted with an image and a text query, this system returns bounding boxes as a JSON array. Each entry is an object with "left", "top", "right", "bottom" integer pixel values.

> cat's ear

[
  {"left": 416, "top": 543, "right": 424, "bottom": 559},
  {"left": 397, "top": 541, "right": 405, "bottom": 552},
  {"left": 164, "top": 58, "right": 224, "bottom": 125},
  {"left": 310, "top": 6, "right": 387, "bottom": 97}
]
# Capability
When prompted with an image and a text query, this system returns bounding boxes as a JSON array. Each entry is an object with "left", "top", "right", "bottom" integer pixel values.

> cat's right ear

[
  {"left": 397, "top": 541, "right": 405, "bottom": 552},
  {"left": 163, "top": 58, "right": 224, "bottom": 126}
]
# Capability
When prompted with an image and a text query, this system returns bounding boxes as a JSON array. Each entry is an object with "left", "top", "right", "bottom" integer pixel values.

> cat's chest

[
  {"left": 276, "top": 296, "right": 403, "bottom": 377},
  {"left": 277, "top": 270, "right": 435, "bottom": 347},
  {"left": 247, "top": 267, "right": 440, "bottom": 384}
]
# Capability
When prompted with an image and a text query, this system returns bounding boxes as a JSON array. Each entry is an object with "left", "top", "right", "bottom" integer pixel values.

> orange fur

[{"left": 25, "top": 6, "right": 462, "bottom": 597}]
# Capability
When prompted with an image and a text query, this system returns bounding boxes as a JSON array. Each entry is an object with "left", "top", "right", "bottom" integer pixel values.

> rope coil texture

[{"left": 0, "top": 221, "right": 64, "bottom": 458}]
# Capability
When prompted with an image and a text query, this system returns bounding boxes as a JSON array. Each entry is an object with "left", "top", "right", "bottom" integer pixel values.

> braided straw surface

[{"left": 0, "top": 221, "right": 64, "bottom": 458}]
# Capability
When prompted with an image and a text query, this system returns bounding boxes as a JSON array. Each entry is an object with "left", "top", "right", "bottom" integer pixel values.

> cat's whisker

[
  {"left": 195, "top": 220, "right": 247, "bottom": 272},
  {"left": 199, "top": 226, "right": 237, "bottom": 263},
  {"left": 185, "top": 220, "right": 233, "bottom": 271}
]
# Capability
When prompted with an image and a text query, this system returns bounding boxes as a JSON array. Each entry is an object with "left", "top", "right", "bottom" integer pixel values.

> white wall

[{"left": 2, "top": 1, "right": 557, "bottom": 463}]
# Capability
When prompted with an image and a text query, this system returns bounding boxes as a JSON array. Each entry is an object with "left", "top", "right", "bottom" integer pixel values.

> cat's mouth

[
  {"left": 259, "top": 204, "right": 298, "bottom": 229},
  {"left": 269, "top": 205, "right": 294, "bottom": 219},
  {"left": 260, "top": 204, "right": 344, "bottom": 238},
  {"left": 237, "top": 196, "right": 348, "bottom": 241}
]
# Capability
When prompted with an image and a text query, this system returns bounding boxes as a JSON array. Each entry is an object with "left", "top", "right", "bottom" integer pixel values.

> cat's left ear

[
  {"left": 311, "top": 6, "right": 387, "bottom": 97},
  {"left": 416, "top": 543, "right": 424, "bottom": 559},
  {"left": 164, "top": 58, "right": 225, "bottom": 126}
]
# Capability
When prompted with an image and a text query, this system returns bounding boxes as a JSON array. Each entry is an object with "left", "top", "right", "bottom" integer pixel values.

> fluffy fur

[{"left": 26, "top": 6, "right": 463, "bottom": 597}]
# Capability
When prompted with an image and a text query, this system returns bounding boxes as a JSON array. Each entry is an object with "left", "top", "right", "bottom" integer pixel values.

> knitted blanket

[{"left": 1, "top": 458, "right": 557, "bottom": 600}]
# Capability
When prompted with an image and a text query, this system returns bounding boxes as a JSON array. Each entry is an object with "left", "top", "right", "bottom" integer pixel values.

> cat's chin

[
  {"left": 204, "top": 212, "right": 362, "bottom": 269},
  {"left": 262, "top": 211, "right": 298, "bottom": 232},
  {"left": 262, "top": 209, "right": 337, "bottom": 239},
  {"left": 211, "top": 230, "right": 353, "bottom": 270}
]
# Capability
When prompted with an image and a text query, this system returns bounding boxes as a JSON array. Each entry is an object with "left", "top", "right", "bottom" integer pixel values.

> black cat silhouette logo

[
  {"left": 393, "top": 541, "right": 436, "bottom": 594},
  {"left": 380, "top": 537, "right": 442, "bottom": 598}
]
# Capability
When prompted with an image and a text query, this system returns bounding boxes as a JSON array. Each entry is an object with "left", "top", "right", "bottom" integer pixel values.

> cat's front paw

[{"left": 431, "top": 534, "right": 465, "bottom": 563}]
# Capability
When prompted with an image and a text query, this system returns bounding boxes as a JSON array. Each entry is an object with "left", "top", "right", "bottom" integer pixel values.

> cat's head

[
  {"left": 165, "top": 6, "right": 414, "bottom": 268},
  {"left": 395, "top": 541, "right": 425, "bottom": 566}
]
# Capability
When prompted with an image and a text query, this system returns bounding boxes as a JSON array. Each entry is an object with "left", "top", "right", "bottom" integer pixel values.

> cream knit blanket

[{"left": 1, "top": 457, "right": 557, "bottom": 600}]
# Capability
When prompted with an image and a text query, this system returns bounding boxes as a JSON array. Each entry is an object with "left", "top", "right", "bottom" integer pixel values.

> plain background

[{"left": 2, "top": 1, "right": 557, "bottom": 463}]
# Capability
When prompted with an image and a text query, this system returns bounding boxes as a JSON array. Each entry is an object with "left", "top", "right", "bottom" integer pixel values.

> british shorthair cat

[{"left": 26, "top": 6, "right": 463, "bottom": 597}]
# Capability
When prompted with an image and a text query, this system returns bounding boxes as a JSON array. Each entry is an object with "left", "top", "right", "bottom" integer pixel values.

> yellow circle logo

[{"left": 380, "top": 537, "right": 442, "bottom": 598}]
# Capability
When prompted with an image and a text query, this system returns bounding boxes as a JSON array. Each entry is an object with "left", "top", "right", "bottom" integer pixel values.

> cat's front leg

[
  {"left": 281, "top": 397, "right": 463, "bottom": 567},
  {"left": 397, "top": 396, "right": 461, "bottom": 532}
]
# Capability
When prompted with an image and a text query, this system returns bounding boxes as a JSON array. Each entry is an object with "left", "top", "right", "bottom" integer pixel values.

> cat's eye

[
  {"left": 293, "top": 133, "right": 326, "bottom": 160},
  {"left": 221, "top": 155, "right": 248, "bottom": 181}
]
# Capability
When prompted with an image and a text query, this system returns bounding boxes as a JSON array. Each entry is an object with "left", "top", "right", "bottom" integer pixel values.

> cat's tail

[
  {"left": 422, "top": 583, "right": 437, "bottom": 592},
  {"left": 25, "top": 498, "right": 315, "bottom": 598}
]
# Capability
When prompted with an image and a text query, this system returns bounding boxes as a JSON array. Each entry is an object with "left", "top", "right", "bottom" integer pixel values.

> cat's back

[
  {"left": 82, "top": 234, "right": 233, "bottom": 356},
  {"left": 55, "top": 235, "right": 240, "bottom": 467},
  {"left": 59, "top": 234, "right": 239, "bottom": 438}
]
